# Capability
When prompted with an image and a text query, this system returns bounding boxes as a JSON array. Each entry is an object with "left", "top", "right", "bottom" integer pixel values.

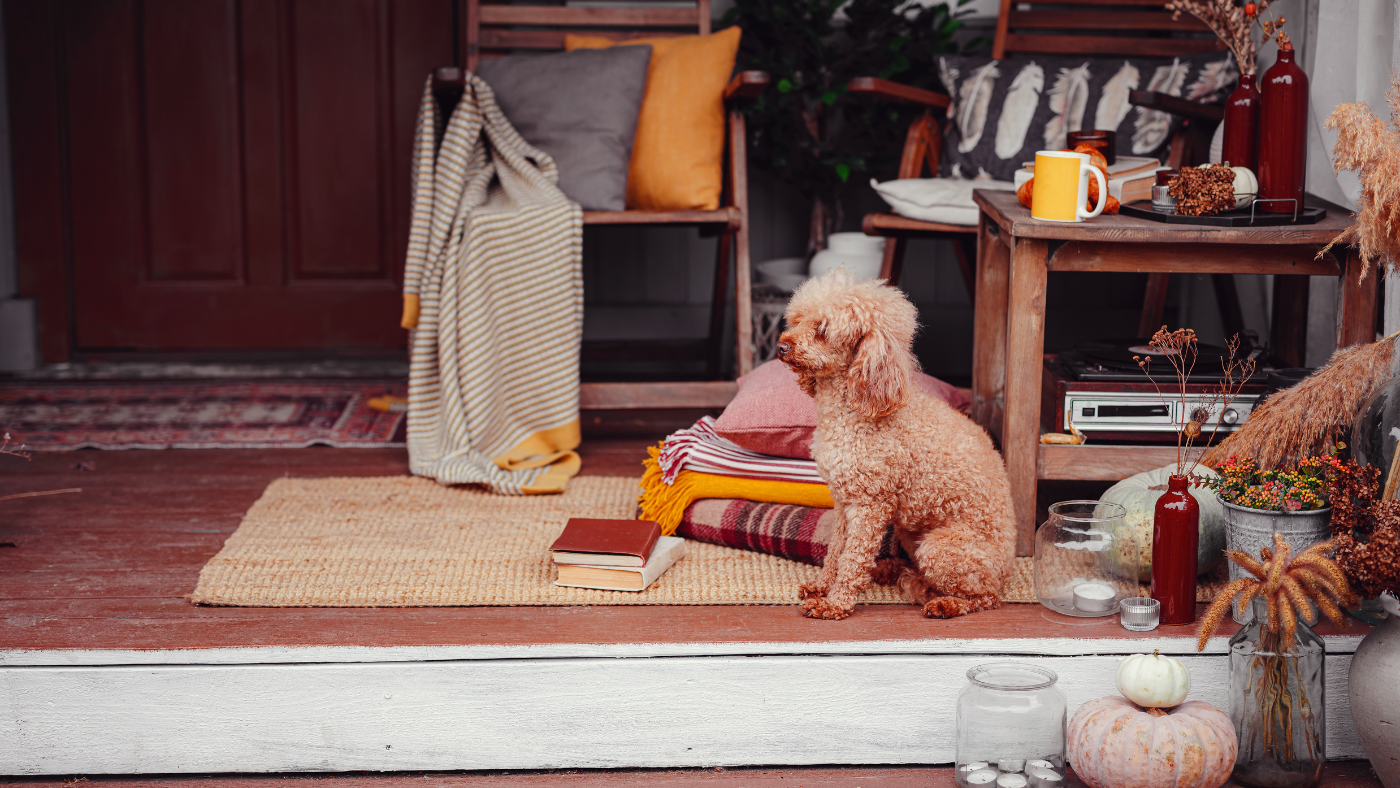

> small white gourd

[
  {"left": 1116, "top": 650, "right": 1191, "bottom": 708},
  {"left": 1197, "top": 163, "right": 1258, "bottom": 207}
]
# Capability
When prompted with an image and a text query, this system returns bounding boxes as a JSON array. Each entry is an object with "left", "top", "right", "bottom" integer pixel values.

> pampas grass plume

[{"left": 1319, "top": 72, "right": 1400, "bottom": 277}]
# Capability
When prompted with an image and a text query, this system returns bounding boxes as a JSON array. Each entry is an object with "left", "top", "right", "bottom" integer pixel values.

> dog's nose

[{"left": 776, "top": 342, "right": 792, "bottom": 358}]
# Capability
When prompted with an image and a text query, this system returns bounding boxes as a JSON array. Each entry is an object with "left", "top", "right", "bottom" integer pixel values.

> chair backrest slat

[
  {"left": 467, "top": 0, "right": 710, "bottom": 70},
  {"left": 994, "top": 0, "right": 1222, "bottom": 59}
]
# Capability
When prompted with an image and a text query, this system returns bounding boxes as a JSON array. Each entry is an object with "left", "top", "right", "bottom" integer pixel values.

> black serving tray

[{"left": 1121, "top": 200, "right": 1327, "bottom": 227}]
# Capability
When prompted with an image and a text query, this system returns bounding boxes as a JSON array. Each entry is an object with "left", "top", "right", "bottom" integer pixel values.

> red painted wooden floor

[
  {"left": 0, "top": 443, "right": 1366, "bottom": 652},
  {"left": 0, "top": 763, "right": 1385, "bottom": 787}
]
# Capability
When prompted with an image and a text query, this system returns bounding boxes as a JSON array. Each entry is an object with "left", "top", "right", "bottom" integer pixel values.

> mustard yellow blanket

[{"left": 638, "top": 445, "right": 833, "bottom": 534}]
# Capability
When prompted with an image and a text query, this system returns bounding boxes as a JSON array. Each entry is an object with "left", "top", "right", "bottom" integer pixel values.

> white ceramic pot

[
  {"left": 808, "top": 233, "right": 885, "bottom": 282},
  {"left": 754, "top": 257, "right": 808, "bottom": 292}
]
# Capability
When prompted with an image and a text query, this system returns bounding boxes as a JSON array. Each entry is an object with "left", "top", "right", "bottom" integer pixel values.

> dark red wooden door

[{"left": 8, "top": 0, "right": 454, "bottom": 356}]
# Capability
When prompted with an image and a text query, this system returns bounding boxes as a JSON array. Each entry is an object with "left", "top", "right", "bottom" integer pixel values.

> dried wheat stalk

[
  {"left": 1201, "top": 333, "right": 1400, "bottom": 470},
  {"left": 1166, "top": 0, "right": 1286, "bottom": 75},
  {"left": 1318, "top": 72, "right": 1400, "bottom": 278}
]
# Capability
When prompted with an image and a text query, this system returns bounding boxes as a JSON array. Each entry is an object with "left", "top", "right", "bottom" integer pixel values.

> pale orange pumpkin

[{"left": 1069, "top": 696, "right": 1237, "bottom": 788}]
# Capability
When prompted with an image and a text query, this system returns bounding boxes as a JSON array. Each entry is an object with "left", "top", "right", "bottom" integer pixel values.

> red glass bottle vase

[
  {"left": 1222, "top": 72, "right": 1260, "bottom": 172},
  {"left": 1257, "top": 45, "right": 1309, "bottom": 213},
  {"left": 1152, "top": 474, "right": 1200, "bottom": 625}
]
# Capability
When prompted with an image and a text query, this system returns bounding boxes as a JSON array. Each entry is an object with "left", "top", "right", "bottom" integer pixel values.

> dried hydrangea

[
  {"left": 1328, "top": 460, "right": 1400, "bottom": 599},
  {"left": 1170, "top": 163, "right": 1237, "bottom": 216}
]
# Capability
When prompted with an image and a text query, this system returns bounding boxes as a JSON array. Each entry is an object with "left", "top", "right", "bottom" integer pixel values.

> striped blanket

[
  {"left": 658, "top": 416, "right": 824, "bottom": 485},
  {"left": 400, "top": 75, "right": 584, "bottom": 494}
]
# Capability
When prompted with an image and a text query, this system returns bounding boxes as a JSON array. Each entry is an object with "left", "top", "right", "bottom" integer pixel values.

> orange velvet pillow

[{"left": 564, "top": 27, "right": 741, "bottom": 211}]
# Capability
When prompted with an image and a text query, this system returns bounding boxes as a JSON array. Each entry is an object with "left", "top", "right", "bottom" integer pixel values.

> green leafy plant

[{"left": 722, "top": 0, "right": 983, "bottom": 252}]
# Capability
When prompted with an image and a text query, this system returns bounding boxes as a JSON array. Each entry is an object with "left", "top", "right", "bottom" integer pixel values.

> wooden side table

[{"left": 970, "top": 190, "right": 1373, "bottom": 556}]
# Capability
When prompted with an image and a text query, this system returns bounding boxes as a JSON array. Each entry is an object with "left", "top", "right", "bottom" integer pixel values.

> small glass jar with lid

[
  {"left": 955, "top": 663, "right": 1067, "bottom": 788},
  {"left": 1033, "top": 500, "right": 1138, "bottom": 617}
]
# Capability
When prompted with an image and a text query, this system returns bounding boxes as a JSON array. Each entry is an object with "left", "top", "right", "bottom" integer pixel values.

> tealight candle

[
  {"left": 1028, "top": 770, "right": 1063, "bottom": 788},
  {"left": 966, "top": 770, "right": 998, "bottom": 785},
  {"left": 997, "top": 774, "right": 1029, "bottom": 788},
  {"left": 1073, "top": 581, "right": 1117, "bottom": 612},
  {"left": 997, "top": 759, "right": 1025, "bottom": 773},
  {"left": 1026, "top": 760, "right": 1055, "bottom": 771}
]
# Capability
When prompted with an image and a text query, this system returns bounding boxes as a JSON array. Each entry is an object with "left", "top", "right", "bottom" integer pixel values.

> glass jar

[
  {"left": 1229, "top": 597, "right": 1326, "bottom": 787},
  {"left": 955, "top": 663, "right": 1067, "bottom": 788},
  {"left": 1033, "top": 501, "right": 1138, "bottom": 617}
]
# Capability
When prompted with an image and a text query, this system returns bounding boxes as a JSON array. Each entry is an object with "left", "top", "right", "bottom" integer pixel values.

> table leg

[
  {"left": 1004, "top": 237, "right": 1049, "bottom": 557},
  {"left": 1336, "top": 247, "right": 1379, "bottom": 349},
  {"left": 1271, "top": 274, "right": 1309, "bottom": 365},
  {"left": 971, "top": 214, "right": 1009, "bottom": 442}
]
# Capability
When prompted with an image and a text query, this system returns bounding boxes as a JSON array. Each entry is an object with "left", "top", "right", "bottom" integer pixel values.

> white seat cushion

[{"left": 870, "top": 177, "right": 1016, "bottom": 227}]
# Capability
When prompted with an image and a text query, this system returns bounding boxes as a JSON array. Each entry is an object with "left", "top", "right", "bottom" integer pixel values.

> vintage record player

[{"left": 1042, "top": 340, "right": 1270, "bottom": 442}]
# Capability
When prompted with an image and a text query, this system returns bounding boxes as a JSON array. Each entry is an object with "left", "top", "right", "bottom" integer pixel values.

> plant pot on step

[
  {"left": 1220, "top": 499, "right": 1331, "bottom": 624},
  {"left": 1350, "top": 602, "right": 1400, "bottom": 788}
]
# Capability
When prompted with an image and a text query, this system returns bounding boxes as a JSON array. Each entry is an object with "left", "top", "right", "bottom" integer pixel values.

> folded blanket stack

[{"left": 638, "top": 416, "right": 832, "bottom": 536}]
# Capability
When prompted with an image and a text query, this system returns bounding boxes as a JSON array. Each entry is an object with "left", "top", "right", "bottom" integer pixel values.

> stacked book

[
  {"left": 550, "top": 518, "right": 686, "bottom": 591},
  {"left": 1015, "top": 155, "right": 1168, "bottom": 204}
]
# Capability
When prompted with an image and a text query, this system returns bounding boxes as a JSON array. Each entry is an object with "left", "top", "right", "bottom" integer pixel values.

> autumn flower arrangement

[
  {"left": 1203, "top": 453, "right": 1346, "bottom": 512},
  {"left": 1196, "top": 534, "right": 1355, "bottom": 781}
]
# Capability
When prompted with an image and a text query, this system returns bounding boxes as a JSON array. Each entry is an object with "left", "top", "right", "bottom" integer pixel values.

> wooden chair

[
  {"left": 850, "top": 0, "right": 1230, "bottom": 339},
  {"left": 434, "top": 0, "right": 770, "bottom": 385}
]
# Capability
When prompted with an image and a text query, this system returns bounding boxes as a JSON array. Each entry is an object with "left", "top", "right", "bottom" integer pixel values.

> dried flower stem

[
  {"left": 1136, "top": 328, "right": 1255, "bottom": 477},
  {"left": 0, "top": 432, "right": 30, "bottom": 461}
]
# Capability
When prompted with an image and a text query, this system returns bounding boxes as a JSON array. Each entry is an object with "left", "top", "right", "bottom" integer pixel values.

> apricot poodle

[{"left": 776, "top": 269, "right": 1016, "bottom": 619}]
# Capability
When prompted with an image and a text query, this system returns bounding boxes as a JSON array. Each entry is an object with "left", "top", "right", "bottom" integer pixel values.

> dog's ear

[{"left": 847, "top": 323, "right": 911, "bottom": 419}]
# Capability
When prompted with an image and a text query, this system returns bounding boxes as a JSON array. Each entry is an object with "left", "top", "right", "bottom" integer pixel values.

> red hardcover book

[{"left": 549, "top": 519, "right": 663, "bottom": 568}]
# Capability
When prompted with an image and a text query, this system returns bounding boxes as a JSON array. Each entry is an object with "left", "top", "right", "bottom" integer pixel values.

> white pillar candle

[
  {"left": 998, "top": 758, "right": 1025, "bottom": 772},
  {"left": 967, "top": 770, "right": 998, "bottom": 785},
  {"left": 997, "top": 774, "right": 1029, "bottom": 788},
  {"left": 1073, "top": 581, "right": 1117, "bottom": 612}
]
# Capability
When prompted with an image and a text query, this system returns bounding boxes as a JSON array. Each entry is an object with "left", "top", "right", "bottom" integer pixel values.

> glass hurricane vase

[
  {"left": 1033, "top": 501, "right": 1138, "bottom": 617},
  {"left": 1229, "top": 598, "right": 1326, "bottom": 788}
]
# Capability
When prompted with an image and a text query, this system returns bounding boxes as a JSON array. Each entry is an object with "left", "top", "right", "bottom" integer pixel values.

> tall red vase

[
  {"left": 1152, "top": 475, "right": 1200, "bottom": 625},
  {"left": 1257, "top": 44, "right": 1309, "bottom": 213},
  {"left": 1222, "top": 72, "right": 1260, "bottom": 171}
]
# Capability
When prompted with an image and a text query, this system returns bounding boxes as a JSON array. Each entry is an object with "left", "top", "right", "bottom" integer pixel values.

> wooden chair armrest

[
  {"left": 847, "top": 77, "right": 950, "bottom": 109},
  {"left": 1128, "top": 90, "right": 1224, "bottom": 122},
  {"left": 724, "top": 71, "right": 770, "bottom": 101}
]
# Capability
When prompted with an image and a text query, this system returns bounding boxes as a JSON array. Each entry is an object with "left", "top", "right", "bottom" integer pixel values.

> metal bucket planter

[{"left": 1220, "top": 498, "right": 1331, "bottom": 623}]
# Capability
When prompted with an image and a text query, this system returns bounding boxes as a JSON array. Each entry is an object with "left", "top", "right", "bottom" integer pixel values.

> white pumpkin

[
  {"left": 1117, "top": 651, "right": 1192, "bottom": 708},
  {"left": 1198, "top": 163, "right": 1257, "bottom": 207},
  {"left": 1099, "top": 464, "right": 1226, "bottom": 581}
]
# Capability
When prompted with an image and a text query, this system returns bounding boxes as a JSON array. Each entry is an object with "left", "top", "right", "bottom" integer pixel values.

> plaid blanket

[
  {"left": 658, "top": 416, "right": 824, "bottom": 485},
  {"left": 678, "top": 498, "right": 903, "bottom": 567}
]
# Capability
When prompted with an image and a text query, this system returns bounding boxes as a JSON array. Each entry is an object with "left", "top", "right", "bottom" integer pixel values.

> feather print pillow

[{"left": 936, "top": 53, "right": 1236, "bottom": 182}]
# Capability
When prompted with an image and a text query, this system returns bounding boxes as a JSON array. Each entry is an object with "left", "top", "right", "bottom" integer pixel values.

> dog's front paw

[
  {"left": 803, "top": 595, "right": 852, "bottom": 620},
  {"left": 798, "top": 581, "right": 829, "bottom": 600}
]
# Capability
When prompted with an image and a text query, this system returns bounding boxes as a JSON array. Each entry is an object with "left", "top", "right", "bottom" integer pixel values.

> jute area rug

[{"left": 191, "top": 475, "right": 1226, "bottom": 607}]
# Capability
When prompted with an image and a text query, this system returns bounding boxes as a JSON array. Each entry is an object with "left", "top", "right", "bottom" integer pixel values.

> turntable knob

[{"left": 1222, "top": 408, "right": 1240, "bottom": 425}]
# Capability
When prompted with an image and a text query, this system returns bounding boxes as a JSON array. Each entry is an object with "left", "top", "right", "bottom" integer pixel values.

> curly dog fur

[{"left": 777, "top": 269, "right": 1016, "bottom": 619}]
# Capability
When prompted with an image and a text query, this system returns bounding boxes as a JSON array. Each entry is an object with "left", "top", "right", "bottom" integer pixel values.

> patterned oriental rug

[{"left": 0, "top": 380, "right": 406, "bottom": 450}]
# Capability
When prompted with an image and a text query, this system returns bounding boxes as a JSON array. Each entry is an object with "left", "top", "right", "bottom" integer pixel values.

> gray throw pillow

[{"left": 477, "top": 46, "right": 651, "bottom": 211}]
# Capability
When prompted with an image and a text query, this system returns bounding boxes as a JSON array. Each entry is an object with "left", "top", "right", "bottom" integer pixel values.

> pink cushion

[{"left": 714, "top": 359, "right": 971, "bottom": 459}]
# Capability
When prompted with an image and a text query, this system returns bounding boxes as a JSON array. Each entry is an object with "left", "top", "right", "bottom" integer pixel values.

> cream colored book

[{"left": 553, "top": 536, "right": 687, "bottom": 592}]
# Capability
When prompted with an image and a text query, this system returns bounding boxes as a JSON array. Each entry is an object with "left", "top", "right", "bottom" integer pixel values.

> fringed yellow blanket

[{"left": 638, "top": 444, "right": 833, "bottom": 534}]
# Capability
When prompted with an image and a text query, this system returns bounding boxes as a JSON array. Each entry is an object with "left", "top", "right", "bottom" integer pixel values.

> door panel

[{"left": 21, "top": 0, "right": 455, "bottom": 353}]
